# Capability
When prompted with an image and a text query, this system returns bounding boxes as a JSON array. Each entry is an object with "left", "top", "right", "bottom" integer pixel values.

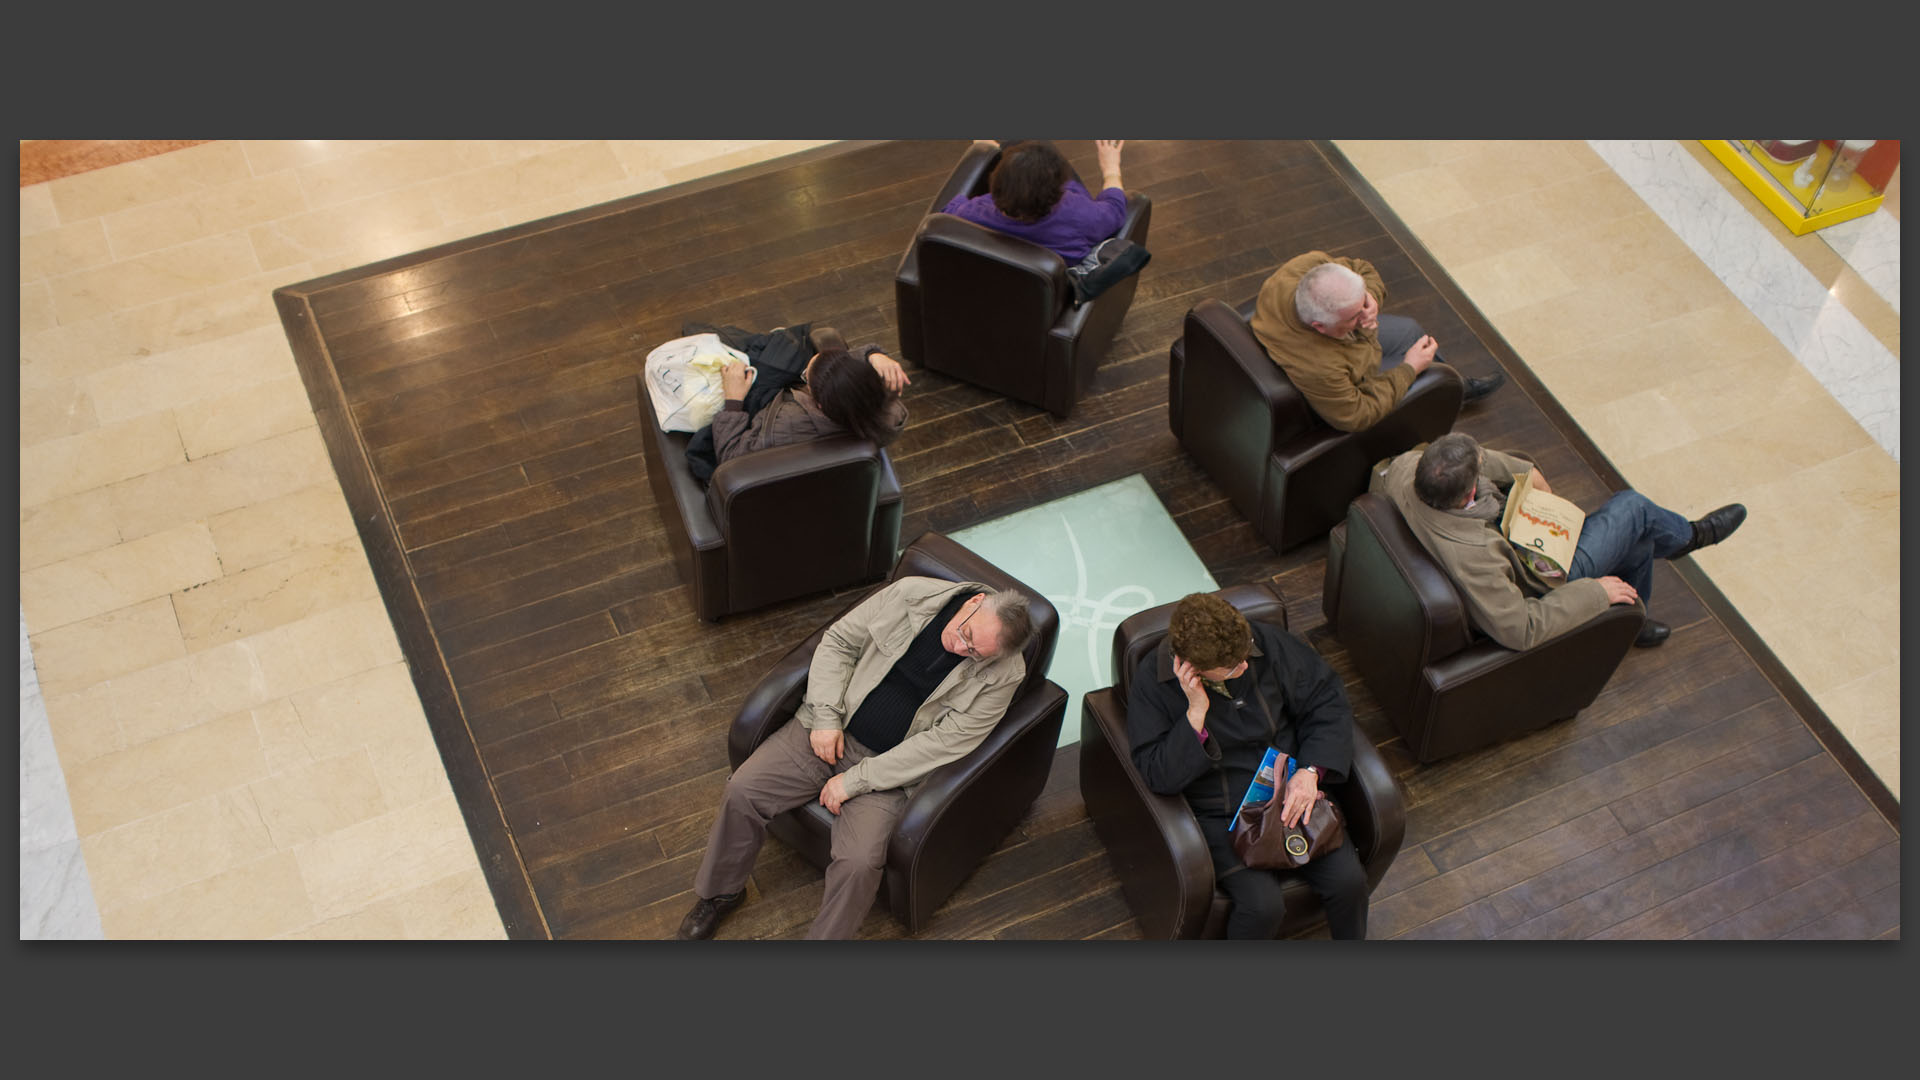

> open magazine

[
  {"left": 1500, "top": 469, "right": 1587, "bottom": 581},
  {"left": 1229, "top": 748, "right": 1291, "bottom": 831}
]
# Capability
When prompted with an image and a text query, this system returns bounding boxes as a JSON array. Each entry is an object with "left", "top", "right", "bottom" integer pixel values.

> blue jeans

[{"left": 1567, "top": 491, "right": 1692, "bottom": 601}]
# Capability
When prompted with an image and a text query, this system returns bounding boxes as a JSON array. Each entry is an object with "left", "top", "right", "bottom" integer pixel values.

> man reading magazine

[{"left": 1372, "top": 433, "right": 1748, "bottom": 650}]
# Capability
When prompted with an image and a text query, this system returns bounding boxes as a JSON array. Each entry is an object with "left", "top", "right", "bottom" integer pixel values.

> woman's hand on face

[{"left": 1173, "top": 656, "right": 1211, "bottom": 731}]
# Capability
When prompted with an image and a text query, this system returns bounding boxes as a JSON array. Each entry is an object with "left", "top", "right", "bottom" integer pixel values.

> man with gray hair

[
  {"left": 1373, "top": 432, "right": 1746, "bottom": 651},
  {"left": 676, "top": 576, "right": 1036, "bottom": 939},
  {"left": 1249, "top": 251, "right": 1505, "bottom": 432}
]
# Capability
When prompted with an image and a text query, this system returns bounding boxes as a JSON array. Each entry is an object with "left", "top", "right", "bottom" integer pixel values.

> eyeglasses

[{"left": 953, "top": 604, "right": 989, "bottom": 661}]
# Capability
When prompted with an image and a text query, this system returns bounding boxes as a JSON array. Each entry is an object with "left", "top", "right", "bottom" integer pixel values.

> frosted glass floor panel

[{"left": 949, "top": 474, "right": 1218, "bottom": 748}]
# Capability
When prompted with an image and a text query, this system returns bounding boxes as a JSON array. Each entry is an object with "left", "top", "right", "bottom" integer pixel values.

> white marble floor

[{"left": 1589, "top": 141, "right": 1900, "bottom": 461}]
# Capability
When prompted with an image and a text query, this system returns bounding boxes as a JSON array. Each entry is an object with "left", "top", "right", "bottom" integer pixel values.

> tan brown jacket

[
  {"left": 1371, "top": 446, "right": 1611, "bottom": 652},
  {"left": 1248, "top": 250, "right": 1417, "bottom": 433}
]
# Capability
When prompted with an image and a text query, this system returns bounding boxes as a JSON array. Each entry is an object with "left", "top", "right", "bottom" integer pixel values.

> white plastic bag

[{"left": 643, "top": 333, "right": 750, "bottom": 432}]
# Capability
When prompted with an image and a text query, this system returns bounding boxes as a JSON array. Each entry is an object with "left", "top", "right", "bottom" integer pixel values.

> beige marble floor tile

[
  {"left": 247, "top": 749, "right": 389, "bottom": 850},
  {"left": 486, "top": 139, "right": 595, "bottom": 163},
  {"left": 105, "top": 425, "right": 334, "bottom": 542},
  {"left": 249, "top": 697, "right": 320, "bottom": 774},
  {"left": 41, "top": 681, "right": 138, "bottom": 767},
  {"left": 63, "top": 710, "right": 270, "bottom": 835},
  {"left": 21, "top": 316, "right": 157, "bottom": 389},
  {"left": 275, "top": 904, "right": 410, "bottom": 940},
  {"left": 27, "top": 596, "right": 185, "bottom": 698},
  {"left": 607, "top": 139, "right": 783, "bottom": 178},
  {"left": 43, "top": 652, "right": 248, "bottom": 761},
  {"left": 200, "top": 483, "right": 357, "bottom": 576},
  {"left": 104, "top": 264, "right": 302, "bottom": 359},
  {"left": 293, "top": 794, "right": 484, "bottom": 920},
  {"left": 425, "top": 142, "right": 629, "bottom": 225},
  {"left": 393, "top": 868, "right": 507, "bottom": 939},
  {"left": 659, "top": 140, "right": 835, "bottom": 184},
  {"left": 1439, "top": 141, "right": 1599, "bottom": 204},
  {"left": 47, "top": 232, "right": 262, "bottom": 326},
  {"left": 172, "top": 538, "right": 380, "bottom": 651},
  {"left": 246, "top": 186, "right": 445, "bottom": 273},
  {"left": 1370, "top": 165, "right": 1483, "bottom": 226},
  {"left": 173, "top": 375, "right": 319, "bottom": 461},
  {"left": 246, "top": 599, "right": 405, "bottom": 703},
  {"left": 293, "top": 141, "right": 497, "bottom": 211},
  {"left": 19, "top": 217, "right": 115, "bottom": 281},
  {"left": 1813, "top": 666, "right": 1900, "bottom": 797},
  {"left": 101, "top": 171, "right": 309, "bottom": 260},
  {"left": 21, "top": 279, "right": 55, "bottom": 335},
  {"left": 1540, "top": 210, "right": 1704, "bottom": 289},
  {"left": 1576, "top": 388, "right": 1706, "bottom": 466},
  {"left": 86, "top": 323, "right": 299, "bottom": 430},
  {"left": 20, "top": 522, "right": 222, "bottom": 632},
  {"left": 19, "top": 488, "right": 122, "bottom": 572},
  {"left": 46, "top": 142, "right": 254, "bottom": 223},
  {"left": 295, "top": 212, "right": 514, "bottom": 281},
  {"left": 1399, "top": 193, "right": 1565, "bottom": 269},
  {"left": 278, "top": 657, "right": 432, "bottom": 764},
  {"left": 99, "top": 851, "right": 316, "bottom": 940},
  {"left": 19, "top": 412, "right": 185, "bottom": 509},
  {"left": 18, "top": 375, "right": 98, "bottom": 448},
  {"left": 20, "top": 181, "right": 61, "bottom": 235},
  {"left": 1445, "top": 242, "right": 1581, "bottom": 317},
  {"left": 238, "top": 139, "right": 393, "bottom": 176},
  {"left": 1521, "top": 168, "right": 1656, "bottom": 233},
  {"left": 1332, "top": 140, "right": 1450, "bottom": 182},
  {"left": 80, "top": 788, "right": 277, "bottom": 907}
]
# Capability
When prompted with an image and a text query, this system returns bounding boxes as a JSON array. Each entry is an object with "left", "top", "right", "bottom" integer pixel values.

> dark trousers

[
  {"left": 1376, "top": 312, "right": 1448, "bottom": 370},
  {"left": 1203, "top": 815, "right": 1370, "bottom": 939}
]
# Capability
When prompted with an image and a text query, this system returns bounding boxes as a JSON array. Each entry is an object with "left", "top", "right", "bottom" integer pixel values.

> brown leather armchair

[
  {"left": 1078, "top": 584, "right": 1406, "bottom": 939},
  {"left": 1323, "top": 493, "right": 1643, "bottom": 763},
  {"left": 636, "top": 355, "right": 903, "bottom": 622},
  {"left": 726, "top": 532, "right": 1068, "bottom": 934},
  {"left": 1169, "top": 297, "right": 1463, "bottom": 552},
  {"left": 894, "top": 141, "right": 1152, "bottom": 418}
]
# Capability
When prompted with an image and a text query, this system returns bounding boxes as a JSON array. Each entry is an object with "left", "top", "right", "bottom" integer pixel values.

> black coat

[{"left": 1125, "top": 620, "right": 1354, "bottom": 830}]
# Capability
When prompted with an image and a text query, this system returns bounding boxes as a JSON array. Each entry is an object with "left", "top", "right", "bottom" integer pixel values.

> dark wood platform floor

[{"left": 275, "top": 140, "right": 1899, "bottom": 941}]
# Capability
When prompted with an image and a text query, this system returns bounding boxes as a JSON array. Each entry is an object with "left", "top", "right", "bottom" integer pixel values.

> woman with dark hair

[
  {"left": 942, "top": 139, "right": 1128, "bottom": 263},
  {"left": 707, "top": 341, "right": 909, "bottom": 470}
]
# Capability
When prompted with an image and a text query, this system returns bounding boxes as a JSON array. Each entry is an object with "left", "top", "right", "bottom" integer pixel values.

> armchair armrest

[
  {"left": 1047, "top": 192, "right": 1153, "bottom": 343},
  {"left": 1325, "top": 728, "right": 1406, "bottom": 892},
  {"left": 638, "top": 380, "right": 723, "bottom": 553},
  {"left": 726, "top": 627, "right": 828, "bottom": 769},
  {"left": 1079, "top": 687, "right": 1215, "bottom": 939},
  {"left": 1350, "top": 363, "right": 1464, "bottom": 463},
  {"left": 926, "top": 141, "right": 1001, "bottom": 216}
]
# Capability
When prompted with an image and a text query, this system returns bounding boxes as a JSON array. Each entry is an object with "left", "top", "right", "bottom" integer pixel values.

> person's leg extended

[
  {"left": 1568, "top": 490, "right": 1692, "bottom": 600},
  {"left": 692, "top": 718, "right": 831, "bottom": 901},
  {"left": 809, "top": 782, "right": 909, "bottom": 939}
]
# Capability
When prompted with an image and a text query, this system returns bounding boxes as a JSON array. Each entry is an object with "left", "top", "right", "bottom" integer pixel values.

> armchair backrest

[
  {"left": 1109, "top": 583, "right": 1290, "bottom": 702},
  {"left": 706, "top": 437, "right": 890, "bottom": 613},
  {"left": 891, "top": 532, "right": 1061, "bottom": 701},
  {"left": 1336, "top": 493, "right": 1476, "bottom": 719},
  {"left": 914, "top": 214, "right": 1069, "bottom": 404}
]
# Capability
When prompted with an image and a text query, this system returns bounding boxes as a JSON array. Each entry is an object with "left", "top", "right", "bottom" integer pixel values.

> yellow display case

[{"left": 1702, "top": 139, "right": 1897, "bottom": 235}]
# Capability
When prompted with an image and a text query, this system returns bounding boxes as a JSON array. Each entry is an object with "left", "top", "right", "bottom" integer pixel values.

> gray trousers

[
  {"left": 1375, "top": 313, "right": 1442, "bottom": 370},
  {"left": 691, "top": 717, "right": 909, "bottom": 939}
]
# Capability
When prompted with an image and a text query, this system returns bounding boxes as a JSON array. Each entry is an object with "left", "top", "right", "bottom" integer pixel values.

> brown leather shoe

[{"left": 675, "top": 890, "right": 745, "bottom": 940}]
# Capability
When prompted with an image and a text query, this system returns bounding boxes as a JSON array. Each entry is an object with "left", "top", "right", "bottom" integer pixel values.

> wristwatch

[{"left": 1301, "top": 764, "right": 1322, "bottom": 778}]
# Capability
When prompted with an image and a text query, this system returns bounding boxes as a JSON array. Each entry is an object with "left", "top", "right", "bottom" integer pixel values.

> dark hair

[
  {"left": 1414, "top": 433, "right": 1482, "bottom": 510},
  {"left": 1168, "top": 593, "right": 1251, "bottom": 672},
  {"left": 806, "top": 349, "right": 895, "bottom": 445},
  {"left": 988, "top": 140, "right": 1071, "bottom": 222}
]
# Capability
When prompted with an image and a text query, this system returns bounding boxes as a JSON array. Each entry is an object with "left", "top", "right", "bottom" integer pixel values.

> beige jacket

[
  {"left": 1371, "top": 446, "right": 1611, "bottom": 652},
  {"left": 796, "top": 576, "right": 1026, "bottom": 798},
  {"left": 1248, "top": 251, "right": 1417, "bottom": 433}
]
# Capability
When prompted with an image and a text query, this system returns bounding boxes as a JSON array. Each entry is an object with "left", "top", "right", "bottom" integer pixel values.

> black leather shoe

[
  {"left": 675, "top": 890, "right": 745, "bottom": 940},
  {"left": 1460, "top": 371, "right": 1507, "bottom": 405},
  {"left": 1634, "top": 619, "right": 1671, "bottom": 648},
  {"left": 1676, "top": 503, "right": 1747, "bottom": 557}
]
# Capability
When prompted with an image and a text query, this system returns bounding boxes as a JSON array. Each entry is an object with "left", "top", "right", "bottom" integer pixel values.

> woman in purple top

[{"left": 941, "top": 139, "right": 1128, "bottom": 263}]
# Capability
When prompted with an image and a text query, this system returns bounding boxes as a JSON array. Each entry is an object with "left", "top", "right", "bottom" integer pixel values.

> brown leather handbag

[{"left": 1233, "top": 788, "right": 1346, "bottom": 870}]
